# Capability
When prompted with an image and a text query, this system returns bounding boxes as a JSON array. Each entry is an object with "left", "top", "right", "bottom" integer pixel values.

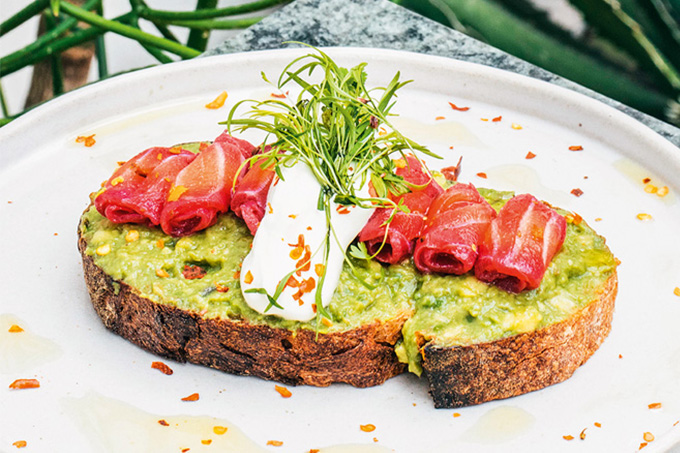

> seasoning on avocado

[
  {"left": 9, "top": 379, "right": 40, "bottom": 390},
  {"left": 183, "top": 265, "right": 207, "bottom": 280},
  {"left": 151, "top": 361, "right": 174, "bottom": 375}
]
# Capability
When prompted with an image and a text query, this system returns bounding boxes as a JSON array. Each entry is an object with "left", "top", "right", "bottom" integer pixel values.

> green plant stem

[
  {"left": 44, "top": 11, "right": 65, "bottom": 97},
  {"left": 57, "top": 1, "right": 200, "bottom": 59},
  {"left": 94, "top": 2, "right": 108, "bottom": 78},
  {"left": 139, "top": 0, "right": 289, "bottom": 21},
  {"left": 187, "top": 0, "right": 218, "bottom": 51},
  {"left": 157, "top": 17, "right": 263, "bottom": 30},
  {"left": 0, "top": 80, "right": 9, "bottom": 117},
  {"left": 0, "top": 0, "right": 50, "bottom": 37},
  {"left": 0, "top": 12, "right": 134, "bottom": 78},
  {"left": 130, "top": 0, "right": 181, "bottom": 43},
  {"left": 127, "top": 14, "right": 173, "bottom": 64},
  {"left": 1, "top": 0, "right": 101, "bottom": 68}
]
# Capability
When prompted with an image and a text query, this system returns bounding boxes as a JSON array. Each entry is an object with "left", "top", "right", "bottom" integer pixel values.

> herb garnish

[{"left": 223, "top": 45, "right": 439, "bottom": 325}]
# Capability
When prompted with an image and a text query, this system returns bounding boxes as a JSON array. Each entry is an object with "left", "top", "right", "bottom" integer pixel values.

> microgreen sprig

[{"left": 223, "top": 45, "right": 439, "bottom": 326}]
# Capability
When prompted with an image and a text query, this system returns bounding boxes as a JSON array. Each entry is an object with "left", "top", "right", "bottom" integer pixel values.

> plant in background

[
  {"left": 1, "top": 0, "right": 680, "bottom": 128},
  {"left": 394, "top": 0, "right": 680, "bottom": 126}
]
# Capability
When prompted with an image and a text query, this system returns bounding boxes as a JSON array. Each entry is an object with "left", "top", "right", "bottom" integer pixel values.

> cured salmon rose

[
  {"left": 359, "top": 156, "right": 443, "bottom": 264},
  {"left": 95, "top": 147, "right": 195, "bottom": 224},
  {"left": 414, "top": 183, "right": 496, "bottom": 274},
  {"left": 230, "top": 149, "right": 276, "bottom": 235},
  {"left": 160, "top": 132, "right": 255, "bottom": 237},
  {"left": 474, "top": 194, "right": 567, "bottom": 293}
]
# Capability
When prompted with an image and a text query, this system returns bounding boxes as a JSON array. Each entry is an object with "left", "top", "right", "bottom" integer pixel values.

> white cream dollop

[{"left": 240, "top": 162, "right": 373, "bottom": 321}]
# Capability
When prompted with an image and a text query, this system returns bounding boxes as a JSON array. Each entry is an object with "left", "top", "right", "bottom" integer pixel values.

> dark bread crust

[
  {"left": 422, "top": 272, "right": 618, "bottom": 408},
  {"left": 78, "top": 234, "right": 409, "bottom": 387}
]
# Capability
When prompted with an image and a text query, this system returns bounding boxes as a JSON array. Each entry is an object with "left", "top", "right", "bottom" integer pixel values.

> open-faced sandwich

[{"left": 78, "top": 48, "right": 618, "bottom": 408}]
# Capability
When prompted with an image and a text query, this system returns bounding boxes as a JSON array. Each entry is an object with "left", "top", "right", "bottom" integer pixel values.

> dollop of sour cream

[{"left": 240, "top": 162, "right": 373, "bottom": 321}]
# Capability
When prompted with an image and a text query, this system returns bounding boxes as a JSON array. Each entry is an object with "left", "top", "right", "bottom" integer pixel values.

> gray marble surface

[{"left": 205, "top": 0, "right": 680, "bottom": 148}]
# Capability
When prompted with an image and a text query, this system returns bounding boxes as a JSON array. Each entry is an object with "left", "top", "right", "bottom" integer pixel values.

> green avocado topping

[{"left": 80, "top": 187, "right": 616, "bottom": 374}]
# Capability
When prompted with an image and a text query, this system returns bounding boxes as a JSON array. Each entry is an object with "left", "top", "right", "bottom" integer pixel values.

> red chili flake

[
  {"left": 569, "top": 145, "right": 583, "bottom": 151},
  {"left": 243, "top": 270, "right": 254, "bottom": 284},
  {"left": 182, "top": 264, "right": 207, "bottom": 280},
  {"left": 312, "top": 304, "right": 317, "bottom": 313},
  {"left": 267, "top": 440, "right": 284, "bottom": 447},
  {"left": 270, "top": 92, "right": 288, "bottom": 98},
  {"left": 205, "top": 91, "right": 228, "bottom": 109},
  {"left": 8, "top": 324, "right": 24, "bottom": 333},
  {"left": 563, "top": 435, "right": 574, "bottom": 441},
  {"left": 201, "top": 439, "right": 212, "bottom": 445},
  {"left": 619, "top": 354, "right": 623, "bottom": 359},
  {"left": 369, "top": 116, "right": 379, "bottom": 129},
  {"left": 571, "top": 188, "right": 584, "bottom": 197},
  {"left": 306, "top": 226, "right": 312, "bottom": 231},
  {"left": 336, "top": 205, "right": 351, "bottom": 215},
  {"left": 158, "top": 419, "right": 169, "bottom": 426},
  {"left": 233, "top": 271, "right": 240, "bottom": 279},
  {"left": 448, "top": 102, "right": 470, "bottom": 112},
  {"left": 648, "top": 402, "right": 662, "bottom": 409},
  {"left": 295, "top": 246, "right": 312, "bottom": 276},
  {"left": 321, "top": 317, "right": 332, "bottom": 327},
  {"left": 580, "top": 428, "right": 587, "bottom": 440},
  {"left": 12, "top": 440, "right": 27, "bottom": 448},
  {"left": 566, "top": 213, "right": 583, "bottom": 225},
  {"left": 594, "top": 422, "right": 602, "bottom": 428},
  {"left": 199, "top": 142, "right": 209, "bottom": 151},
  {"left": 310, "top": 450, "right": 320, "bottom": 453},
  {"left": 435, "top": 116, "right": 445, "bottom": 121},
  {"left": 639, "top": 442, "right": 648, "bottom": 449},
  {"left": 151, "top": 361, "right": 174, "bottom": 375},
  {"left": 76, "top": 134, "right": 96, "bottom": 147},
  {"left": 181, "top": 448, "right": 190, "bottom": 453},
  {"left": 674, "top": 421, "right": 679, "bottom": 426},
  {"left": 315, "top": 263, "right": 325, "bottom": 277},
  {"left": 476, "top": 172, "right": 487, "bottom": 179},
  {"left": 9, "top": 379, "right": 40, "bottom": 390},
  {"left": 492, "top": 115, "right": 502, "bottom": 122},
  {"left": 181, "top": 393, "right": 199, "bottom": 402},
  {"left": 275, "top": 385, "right": 292, "bottom": 398},
  {"left": 215, "top": 282, "right": 230, "bottom": 293},
  {"left": 360, "top": 424, "right": 376, "bottom": 432},
  {"left": 525, "top": 151, "right": 536, "bottom": 159},
  {"left": 452, "top": 413, "right": 461, "bottom": 418},
  {"left": 440, "top": 156, "right": 463, "bottom": 182},
  {"left": 285, "top": 276, "right": 300, "bottom": 289},
  {"left": 642, "top": 177, "right": 651, "bottom": 184}
]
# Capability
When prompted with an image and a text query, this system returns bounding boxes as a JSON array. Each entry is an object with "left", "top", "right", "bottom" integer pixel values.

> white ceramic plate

[{"left": 1, "top": 47, "right": 680, "bottom": 453}]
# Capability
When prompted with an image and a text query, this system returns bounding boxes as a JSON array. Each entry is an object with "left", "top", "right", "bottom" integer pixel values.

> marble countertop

[{"left": 205, "top": 0, "right": 680, "bottom": 148}]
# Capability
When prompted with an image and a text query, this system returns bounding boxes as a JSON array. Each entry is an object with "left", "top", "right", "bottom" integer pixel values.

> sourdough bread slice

[
  {"left": 78, "top": 207, "right": 416, "bottom": 387},
  {"left": 397, "top": 189, "right": 618, "bottom": 407}
]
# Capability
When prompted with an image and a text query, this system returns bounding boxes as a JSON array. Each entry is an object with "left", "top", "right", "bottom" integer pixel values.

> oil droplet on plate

[
  {"left": 62, "top": 392, "right": 267, "bottom": 453},
  {"left": 613, "top": 158, "right": 676, "bottom": 205},
  {"left": 0, "top": 314, "right": 62, "bottom": 374},
  {"left": 461, "top": 406, "right": 535, "bottom": 444},
  {"left": 483, "top": 164, "right": 572, "bottom": 206},
  {"left": 390, "top": 116, "right": 485, "bottom": 149}
]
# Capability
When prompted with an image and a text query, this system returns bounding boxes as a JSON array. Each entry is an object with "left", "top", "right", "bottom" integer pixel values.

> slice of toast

[{"left": 78, "top": 208, "right": 415, "bottom": 387}]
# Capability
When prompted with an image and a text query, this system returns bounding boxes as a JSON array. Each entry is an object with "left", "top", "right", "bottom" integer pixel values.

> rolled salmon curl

[
  {"left": 414, "top": 183, "right": 496, "bottom": 275},
  {"left": 392, "top": 155, "right": 443, "bottom": 213},
  {"left": 95, "top": 147, "right": 193, "bottom": 224},
  {"left": 159, "top": 133, "right": 253, "bottom": 237},
  {"left": 230, "top": 149, "right": 276, "bottom": 235},
  {"left": 474, "top": 194, "right": 567, "bottom": 293},
  {"left": 358, "top": 208, "right": 425, "bottom": 264}
]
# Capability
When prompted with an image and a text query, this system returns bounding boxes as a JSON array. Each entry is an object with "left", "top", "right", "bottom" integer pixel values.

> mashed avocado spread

[{"left": 80, "top": 187, "right": 616, "bottom": 373}]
